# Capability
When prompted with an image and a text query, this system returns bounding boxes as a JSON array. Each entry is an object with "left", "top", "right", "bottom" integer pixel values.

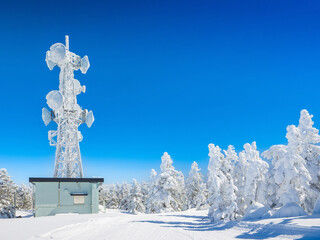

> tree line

[
  {"left": 1, "top": 109, "right": 320, "bottom": 221},
  {"left": 99, "top": 109, "right": 320, "bottom": 221},
  {"left": 0, "top": 169, "right": 32, "bottom": 218}
]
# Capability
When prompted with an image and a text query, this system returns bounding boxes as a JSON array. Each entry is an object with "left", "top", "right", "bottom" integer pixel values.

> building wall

[{"left": 33, "top": 181, "right": 100, "bottom": 217}]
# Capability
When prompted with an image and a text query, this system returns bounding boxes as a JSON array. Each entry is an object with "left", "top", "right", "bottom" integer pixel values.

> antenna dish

[
  {"left": 74, "top": 79, "right": 85, "bottom": 95},
  {"left": 86, "top": 110, "right": 94, "bottom": 128},
  {"left": 42, "top": 107, "right": 52, "bottom": 126},
  {"left": 80, "top": 55, "right": 90, "bottom": 74},
  {"left": 46, "top": 90, "right": 63, "bottom": 110},
  {"left": 48, "top": 43, "right": 66, "bottom": 64},
  {"left": 45, "top": 51, "right": 56, "bottom": 70}
]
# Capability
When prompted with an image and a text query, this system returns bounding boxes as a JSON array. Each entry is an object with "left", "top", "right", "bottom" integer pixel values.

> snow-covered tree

[
  {"left": 313, "top": 194, "right": 320, "bottom": 215},
  {"left": 146, "top": 152, "right": 185, "bottom": 213},
  {"left": 0, "top": 169, "right": 16, "bottom": 218},
  {"left": 105, "top": 184, "right": 120, "bottom": 209},
  {"left": 115, "top": 183, "right": 122, "bottom": 205},
  {"left": 274, "top": 125, "right": 315, "bottom": 213},
  {"left": 16, "top": 184, "right": 32, "bottom": 210},
  {"left": 150, "top": 169, "right": 157, "bottom": 183},
  {"left": 297, "top": 110, "right": 320, "bottom": 195},
  {"left": 221, "top": 145, "right": 239, "bottom": 216},
  {"left": 207, "top": 144, "right": 238, "bottom": 222},
  {"left": 99, "top": 184, "right": 108, "bottom": 207},
  {"left": 207, "top": 144, "right": 224, "bottom": 208},
  {"left": 195, "top": 181, "right": 208, "bottom": 210},
  {"left": 145, "top": 169, "right": 158, "bottom": 213},
  {"left": 127, "top": 179, "right": 145, "bottom": 214},
  {"left": 223, "top": 145, "right": 238, "bottom": 175},
  {"left": 233, "top": 148, "right": 247, "bottom": 215},
  {"left": 263, "top": 110, "right": 320, "bottom": 213},
  {"left": 244, "top": 142, "right": 269, "bottom": 207},
  {"left": 186, "top": 161, "right": 207, "bottom": 209},
  {"left": 234, "top": 142, "right": 269, "bottom": 216},
  {"left": 119, "top": 182, "right": 131, "bottom": 210},
  {"left": 262, "top": 144, "right": 287, "bottom": 207},
  {"left": 140, "top": 181, "right": 149, "bottom": 207}
]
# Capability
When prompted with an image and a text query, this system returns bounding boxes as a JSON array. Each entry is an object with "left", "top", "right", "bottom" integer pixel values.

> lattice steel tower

[{"left": 42, "top": 35, "right": 94, "bottom": 178}]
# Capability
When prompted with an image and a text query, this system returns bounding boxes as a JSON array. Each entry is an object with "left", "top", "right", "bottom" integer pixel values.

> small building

[{"left": 29, "top": 177, "right": 104, "bottom": 217}]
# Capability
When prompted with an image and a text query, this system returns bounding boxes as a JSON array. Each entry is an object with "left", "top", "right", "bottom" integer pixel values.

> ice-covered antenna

[
  {"left": 42, "top": 35, "right": 94, "bottom": 178},
  {"left": 65, "top": 35, "right": 69, "bottom": 51}
]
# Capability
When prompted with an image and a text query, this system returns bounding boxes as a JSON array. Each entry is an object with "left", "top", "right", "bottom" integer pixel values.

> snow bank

[
  {"left": 273, "top": 203, "right": 307, "bottom": 218},
  {"left": 242, "top": 202, "right": 272, "bottom": 220}
]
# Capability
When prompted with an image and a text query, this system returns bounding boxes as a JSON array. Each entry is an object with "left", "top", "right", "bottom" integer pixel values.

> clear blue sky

[{"left": 1, "top": 0, "right": 320, "bottom": 184}]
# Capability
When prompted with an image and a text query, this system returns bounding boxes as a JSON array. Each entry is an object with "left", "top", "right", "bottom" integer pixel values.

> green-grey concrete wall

[{"left": 33, "top": 181, "right": 100, "bottom": 217}]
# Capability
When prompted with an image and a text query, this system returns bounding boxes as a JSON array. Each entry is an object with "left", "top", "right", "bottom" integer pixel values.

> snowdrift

[
  {"left": 242, "top": 202, "right": 272, "bottom": 220},
  {"left": 273, "top": 203, "right": 307, "bottom": 218}
]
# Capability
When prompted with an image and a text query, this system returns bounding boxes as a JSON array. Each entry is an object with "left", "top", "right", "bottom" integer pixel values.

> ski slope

[{"left": 1, "top": 209, "right": 320, "bottom": 240}]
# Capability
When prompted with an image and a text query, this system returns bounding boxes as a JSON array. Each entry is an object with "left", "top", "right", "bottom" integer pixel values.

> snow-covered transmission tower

[{"left": 42, "top": 35, "right": 94, "bottom": 178}]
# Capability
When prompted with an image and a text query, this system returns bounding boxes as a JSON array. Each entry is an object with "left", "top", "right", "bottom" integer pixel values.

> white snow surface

[
  {"left": 1, "top": 209, "right": 320, "bottom": 240},
  {"left": 273, "top": 203, "right": 307, "bottom": 218},
  {"left": 242, "top": 202, "right": 272, "bottom": 221}
]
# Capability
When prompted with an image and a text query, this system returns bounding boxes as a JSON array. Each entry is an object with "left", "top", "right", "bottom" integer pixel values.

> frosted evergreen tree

[
  {"left": 243, "top": 142, "right": 269, "bottom": 207},
  {"left": 313, "top": 193, "right": 320, "bottom": 214},
  {"left": 127, "top": 179, "right": 145, "bottom": 214},
  {"left": 264, "top": 110, "right": 319, "bottom": 213},
  {"left": 146, "top": 169, "right": 159, "bottom": 213},
  {"left": 160, "top": 152, "right": 186, "bottom": 211},
  {"left": 146, "top": 153, "right": 185, "bottom": 213},
  {"left": 222, "top": 145, "right": 239, "bottom": 217},
  {"left": 274, "top": 125, "right": 314, "bottom": 213},
  {"left": 119, "top": 182, "right": 131, "bottom": 210},
  {"left": 297, "top": 110, "right": 320, "bottom": 196},
  {"left": 195, "top": 180, "right": 208, "bottom": 210},
  {"left": 0, "top": 169, "right": 16, "bottom": 218},
  {"left": 233, "top": 148, "right": 247, "bottom": 215},
  {"left": 234, "top": 142, "right": 269, "bottom": 216},
  {"left": 115, "top": 183, "right": 122, "bottom": 206},
  {"left": 223, "top": 145, "right": 238, "bottom": 174},
  {"left": 207, "top": 144, "right": 224, "bottom": 208},
  {"left": 99, "top": 184, "right": 110, "bottom": 207},
  {"left": 207, "top": 144, "right": 238, "bottom": 222},
  {"left": 186, "top": 161, "right": 207, "bottom": 209},
  {"left": 150, "top": 169, "right": 157, "bottom": 182},
  {"left": 262, "top": 144, "right": 287, "bottom": 207},
  {"left": 140, "top": 181, "right": 149, "bottom": 207},
  {"left": 16, "top": 184, "right": 32, "bottom": 210},
  {"left": 105, "top": 184, "right": 120, "bottom": 209}
]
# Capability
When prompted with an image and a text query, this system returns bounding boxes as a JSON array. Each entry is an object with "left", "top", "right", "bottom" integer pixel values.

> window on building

[
  {"left": 70, "top": 193, "right": 87, "bottom": 205},
  {"left": 73, "top": 195, "right": 85, "bottom": 204}
]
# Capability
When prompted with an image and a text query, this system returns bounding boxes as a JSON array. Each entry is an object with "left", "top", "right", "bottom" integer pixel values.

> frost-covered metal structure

[{"left": 42, "top": 35, "right": 94, "bottom": 178}]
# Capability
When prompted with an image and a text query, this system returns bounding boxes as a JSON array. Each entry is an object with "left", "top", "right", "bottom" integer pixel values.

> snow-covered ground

[{"left": 1, "top": 209, "right": 320, "bottom": 240}]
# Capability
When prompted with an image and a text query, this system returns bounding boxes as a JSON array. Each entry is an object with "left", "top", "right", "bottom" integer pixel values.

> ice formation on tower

[{"left": 42, "top": 35, "right": 94, "bottom": 178}]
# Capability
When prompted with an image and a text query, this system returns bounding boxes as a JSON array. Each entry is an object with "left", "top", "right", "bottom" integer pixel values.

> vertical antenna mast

[
  {"left": 42, "top": 35, "right": 94, "bottom": 178},
  {"left": 65, "top": 35, "right": 69, "bottom": 51}
]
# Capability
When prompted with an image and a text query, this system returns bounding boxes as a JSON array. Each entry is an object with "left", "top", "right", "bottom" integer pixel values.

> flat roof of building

[{"left": 29, "top": 177, "right": 104, "bottom": 183}]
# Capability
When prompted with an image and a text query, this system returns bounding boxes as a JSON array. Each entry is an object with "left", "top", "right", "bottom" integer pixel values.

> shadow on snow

[{"left": 134, "top": 214, "right": 320, "bottom": 239}]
